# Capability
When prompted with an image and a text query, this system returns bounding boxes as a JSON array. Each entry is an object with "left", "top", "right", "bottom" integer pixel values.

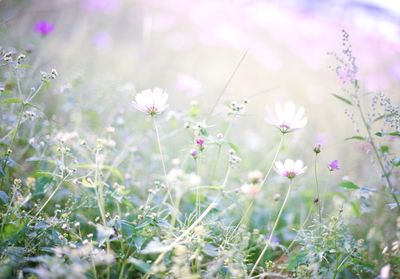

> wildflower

[
  {"left": 266, "top": 102, "right": 307, "bottom": 134},
  {"left": 34, "top": 20, "right": 54, "bottom": 36},
  {"left": 328, "top": 160, "right": 340, "bottom": 171},
  {"left": 248, "top": 170, "right": 263, "bottom": 184},
  {"left": 274, "top": 159, "right": 307, "bottom": 179},
  {"left": 240, "top": 183, "right": 259, "bottom": 197},
  {"left": 190, "top": 148, "right": 198, "bottom": 159},
  {"left": 313, "top": 143, "right": 321, "bottom": 154},
  {"left": 195, "top": 138, "right": 205, "bottom": 151},
  {"left": 132, "top": 88, "right": 169, "bottom": 116}
]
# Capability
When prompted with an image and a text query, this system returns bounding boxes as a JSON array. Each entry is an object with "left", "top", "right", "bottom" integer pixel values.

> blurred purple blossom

[
  {"left": 82, "top": 0, "right": 121, "bottom": 14},
  {"left": 175, "top": 74, "right": 202, "bottom": 97},
  {"left": 34, "top": 21, "right": 54, "bottom": 36},
  {"left": 328, "top": 160, "right": 340, "bottom": 171},
  {"left": 93, "top": 31, "right": 112, "bottom": 51}
]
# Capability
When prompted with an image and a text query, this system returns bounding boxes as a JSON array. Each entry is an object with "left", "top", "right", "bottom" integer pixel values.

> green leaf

[
  {"left": 372, "top": 113, "right": 397, "bottom": 123},
  {"left": 389, "top": 131, "right": 400, "bottom": 137},
  {"left": 203, "top": 243, "right": 219, "bottom": 257},
  {"left": 0, "top": 97, "right": 24, "bottom": 105},
  {"left": 1, "top": 220, "right": 24, "bottom": 241},
  {"left": 332, "top": 94, "right": 353, "bottom": 106},
  {"left": 350, "top": 201, "right": 361, "bottom": 217},
  {"left": 339, "top": 181, "right": 360, "bottom": 190},
  {"left": 228, "top": 142, "right": 240, "bottom": 153},
  {"left": 376, "top": 131, "right": 400, "bottom": 137},
  {"left": 0, "top": 190, "right": 9, "bottom": 205},
  {"left": 379, "top": 145, "right": 389, "bottom": 154},
  {"left": 127, "top": 257, "right": 150, "bottom": 273},
  {"left": 344, "top": 136, "right": 365, "bottom": 141},
  {"left": 392, "top": 157, "right": 400, "bottom": 167},
  {"left": 288, "top": 251, "right": 308, "bottom": 271}
]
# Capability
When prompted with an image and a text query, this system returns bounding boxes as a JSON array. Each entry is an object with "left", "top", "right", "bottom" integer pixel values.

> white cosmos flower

[
  {"left": 266, "top": 102, "right": 307, "bottom": 134},
  {"left": 132, "top": 88, "right": 169, "bottom": 116},
  {"left": 274, "top": 159, "right": 307, "bottom": 179}
]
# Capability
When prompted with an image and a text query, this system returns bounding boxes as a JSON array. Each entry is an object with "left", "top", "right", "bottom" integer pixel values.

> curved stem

[{"left": 249, "top": 180, "right": 292, "bottom": 277}]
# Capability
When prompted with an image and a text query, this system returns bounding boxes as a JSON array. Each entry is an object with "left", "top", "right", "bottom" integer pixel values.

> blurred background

[{"left": 1, "top": 0, "right": 399, "bottom": 213}]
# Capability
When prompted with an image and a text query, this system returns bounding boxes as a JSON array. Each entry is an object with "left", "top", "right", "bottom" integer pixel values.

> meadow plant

[{"left": 0, "top": 29, "right": 399, "bottom": 279}]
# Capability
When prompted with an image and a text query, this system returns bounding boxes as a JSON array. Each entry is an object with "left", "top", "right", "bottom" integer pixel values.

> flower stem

[
  {"left": 195, "top": 158, "right": 200, "bottom": 218},
  {"left": 259, "top": 135, "right": 284, "bottom": 189},
  {"left": 224, "top": 135, "right": 284, "bottom": 245},
  {"left": 152, "top": 117, "right": 174, "bottom": 207},
  {"left": 249, "top": 180, "right": 292, "bottom": 277},
  {"left": 357, "top": 104, "right": 400, "bottom": 208},
  {"left": 143, "top": 167, "right": 231, "bottom": 279},
  {"left": 314, "top": 154, "right": 322, "bottom": 231}
]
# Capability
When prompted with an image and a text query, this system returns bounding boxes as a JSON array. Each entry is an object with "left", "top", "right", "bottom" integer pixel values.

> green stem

[
  {"left": 259, "top": 135, "right": 284, "bottom": 190},
  {"left": 195, "top": 158, "right": 200, "bottom": 218},
  {"left": 357, "top": 104, "right": 400, "bottom": 208},
  {"left": 314, "top": 154, "right": 322, "bottom": 231},
  {"left": 153, "top": 117, "right": 174, "bottom": 207},
  {"left": 143, "top": 167, "right": 231, "bottom": 279},
  {"left": 224, "top": 135, "right": 284, "bottom": 246},
  {"left": 249, "top": 180, "right": 292, "bottom": 277}
]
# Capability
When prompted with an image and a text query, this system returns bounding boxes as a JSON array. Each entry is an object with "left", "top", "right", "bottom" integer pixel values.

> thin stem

[
  {"left": 94, "top": 148, "right": 110, "bottom": 279},
  {"left": 25, "top": 173, "right": 69, "bottom": 228},
  {"left": 357, "top": 104, "right": 400, "bottom": 208},
  {"left": 211, "top": 112, "right": 237, "bottom": 182},
  {"left": 195, "top": 158, "right": 200, "bottom": 218},
  {"left": 143, "top": 167, "right": 231, "bottom": 279},
  {"left": 314, "top": 154, "right": 322, "bottom": 231},
  {"left": 259, "top": 135, "right": 284, "bottom": 190},
  {"left": 249, "top": 180, "right": 292, "bottom": 277},
  {"left": 224, "top": 135, "right": 284, "bottom": 244},
  {"left": 153, "top": 117, "right": 174, "bottom": 206}
]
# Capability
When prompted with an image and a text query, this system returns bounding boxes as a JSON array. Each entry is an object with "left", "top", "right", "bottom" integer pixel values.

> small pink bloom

[
  {"left": 274, "top": 159, "right": 307, "bottom": 179},
  {"left": 190, "top": 148, "right": 198, "bottom": 159}
]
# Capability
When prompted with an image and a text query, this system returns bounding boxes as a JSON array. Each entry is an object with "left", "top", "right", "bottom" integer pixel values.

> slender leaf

[
  {"left": 332, "top": 94, "right": 353, "bottom": 106},
  {"left": 339, "top": 181, "right": 360, "bottom": 190}
]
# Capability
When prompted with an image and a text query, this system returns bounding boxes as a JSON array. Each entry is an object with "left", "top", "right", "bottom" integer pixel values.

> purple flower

[
  {"left": 328, "top": 160, "right": 340, "bottom": 171},
  {"left": 190, "top": 148, "right": 198, "bottom": 159},
  {"left": 34, "top": 21, "right": 54, "bottom": 36}
]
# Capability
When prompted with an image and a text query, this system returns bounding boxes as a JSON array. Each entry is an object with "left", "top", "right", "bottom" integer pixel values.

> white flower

[
  {"left": 132, "top": 88, "right": 169, "bottom": 116},
  {"left": 266, "top": 102, "right": 307, "bottom": 134},
  {"left": 274, "top": 159, "right": 307, "bottom": 179}
]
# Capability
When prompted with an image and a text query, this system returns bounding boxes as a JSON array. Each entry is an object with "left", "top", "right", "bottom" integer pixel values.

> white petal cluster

[
  {"left": 266, "top": 102, "right": 307, "bottom": 133},
  {"left": 274, "top": 159, "right": 307, "bottom": 179},
  {"left": 132, "top": 88, "right": 169, "bottom": 116}
]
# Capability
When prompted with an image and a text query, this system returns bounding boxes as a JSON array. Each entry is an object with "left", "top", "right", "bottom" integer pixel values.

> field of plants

[{"left": 0, "top": 1, "right": 400, "bottom": 278}]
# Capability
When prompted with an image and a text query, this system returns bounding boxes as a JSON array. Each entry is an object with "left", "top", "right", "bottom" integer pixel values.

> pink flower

[
  {"left": 195, "top": 138, "right": 205, "bottom": 151},
  {"left": 190, "top": 148, "right": 198, "bottom": 159},
  {"left": 274, "top": 159, "right": 307, "bottom": 179}
]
